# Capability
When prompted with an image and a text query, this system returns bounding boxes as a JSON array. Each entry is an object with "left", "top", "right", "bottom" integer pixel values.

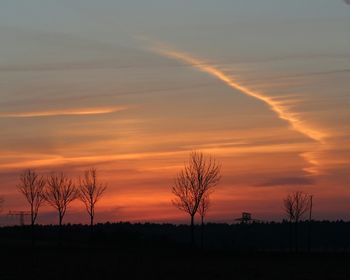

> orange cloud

[{"left": 0, "top": 140, "right": 309, "bottom": 170}]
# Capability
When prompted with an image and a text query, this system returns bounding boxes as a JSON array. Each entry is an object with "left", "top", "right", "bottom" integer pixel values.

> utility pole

[{"left": 309, "top": 195, "right": 313, "bottom": 221}]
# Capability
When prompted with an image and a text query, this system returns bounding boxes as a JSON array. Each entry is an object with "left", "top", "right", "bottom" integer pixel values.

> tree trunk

[
  {"left": 201, "top": 215, "right": 204, "bottom": 249},
  {"left": 295, "top": 221, "right": 298, "bottom": 252},
  {"left": 289, "top": 220, "right": 292, "bottom": 252},
  {"left": 59, "top": 213, "right": 63, "bottom": 227},
  {"left": 307, "top": 221, "right": 312, "bottom": 252},
  {"left": 31, "top": 204, "right": 35, "bottom": 227},
  {"left": 30, "top": 205, "right": 35, "bottom": 248},
  {"left": 58, "top": 213, "right": 63, "bottom": 248},
  {"left": 90, "top": 214, "right": 94, "bottom": 238},
  {"left": 190, "top": 214, "right": 195, "bottom": 246},
  {"left": 90, "top": 206, "right": 94, "bottom": 236}
]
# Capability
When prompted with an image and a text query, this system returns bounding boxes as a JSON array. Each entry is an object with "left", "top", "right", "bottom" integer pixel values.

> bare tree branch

[
  {"left": 44, "top": 172, "right": 77, "bottom": 227},
  {"left": 78, "top": 168, "right": 107, "bottom": 227},
  {"left": 17, "top": 169, "right": 46, "bottom": 226},
  {"left": 172, "top": 151, "right": 221, "bottom": 245},
  {"left": 283, "top": 191, "right": 310, "bottom": 223}
]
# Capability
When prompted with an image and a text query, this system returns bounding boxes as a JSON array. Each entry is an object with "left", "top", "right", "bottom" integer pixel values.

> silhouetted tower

[
  {"left": 234, "top": 212, "right": 262, "bottom": 224},
  {"left": 234, "top": 212, "right": 251, "bottom": 224},
  {"left": 8, "top": 211, "right": 30, "bottom": 226}
]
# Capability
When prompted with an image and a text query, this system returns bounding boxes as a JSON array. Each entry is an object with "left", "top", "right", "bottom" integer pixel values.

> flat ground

[
  {"left": 1, "top": 223, "right": 350, "bottom": 279},
  {"left": 1, "top": 247, "right": 350, "bottom": 280}
]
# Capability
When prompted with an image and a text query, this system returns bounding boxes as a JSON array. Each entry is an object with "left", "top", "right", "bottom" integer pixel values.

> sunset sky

[{"left": 1, "top": 0, "right": 350, "bottom": 225}]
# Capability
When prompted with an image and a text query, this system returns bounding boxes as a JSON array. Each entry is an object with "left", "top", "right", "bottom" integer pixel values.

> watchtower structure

[
  {"left": 8, "top": 211, "right": 30, "bottom": 226},
  {"left": 234, "top": 212, "right": 261, "bottom": 224}
]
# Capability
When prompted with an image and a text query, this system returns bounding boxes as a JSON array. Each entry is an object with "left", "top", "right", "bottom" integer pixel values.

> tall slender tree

[
  {"left": 17, "top": 169, "right": 46, "bottom": 226},
  {"left": 78, "top": 168, "right": 107, "bottom": 229},
  {"left": 45, "top": 172, "right": 77, "bottom": 227},
  {"left": 172, "top": 151, "right": 221, "bottom": 245}
]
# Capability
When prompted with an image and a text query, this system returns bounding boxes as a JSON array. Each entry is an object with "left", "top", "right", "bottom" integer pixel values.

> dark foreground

[
  {"left": 1, "top": 222, "right": 350, "bottom": 280},
  {"left": 2, "top": 248, "right": 350, "bottom": 280}
]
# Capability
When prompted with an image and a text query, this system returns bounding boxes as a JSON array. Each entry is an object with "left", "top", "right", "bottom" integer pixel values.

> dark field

[{"left": 1, "top": 222, "right": 350, "bottom": 280}]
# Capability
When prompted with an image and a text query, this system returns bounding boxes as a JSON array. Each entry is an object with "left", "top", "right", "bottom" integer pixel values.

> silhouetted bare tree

[
  {"left": 283, "top": 191, "right": 311, "bottom": 251},
  {"left": 45, "top": 172, "right": 77, "bottom": 227},
  {"left": 17, "top": 169, "right": 46, "bottom": 226},
  {"left": 78, "top": 168, "right": 107, "bottom": 229},
  {"left": 198, "top": 193, "right": 210, "bottom": 249},
  {"left": 283, "top": 191, "right": 310, "bottom": 223},
  {"left": 172, "top": 151, "right": 221, "bottom": 245}
]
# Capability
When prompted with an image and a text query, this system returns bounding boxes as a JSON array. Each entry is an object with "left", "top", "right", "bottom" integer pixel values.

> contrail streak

[
  {"left": 0, "top": 107, "right": 126, "bottom": 118},
  {"left": 150, "top": 44, "right": 326, "bottom": 174}
]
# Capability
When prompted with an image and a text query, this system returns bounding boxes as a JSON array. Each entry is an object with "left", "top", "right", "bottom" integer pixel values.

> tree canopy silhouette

[
  {"left": 172, "top": 151, "right": 221, "bottom": 245},
  {"left": 78, "top": 168, "right": 107, "bottom": 228},
  {"left": 17, "top": 169, "right": 46, "bottom": 226}
]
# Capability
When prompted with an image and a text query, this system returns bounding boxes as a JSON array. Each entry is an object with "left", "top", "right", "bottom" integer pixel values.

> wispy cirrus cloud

[
  {"left": 147, "top": 41, "right": 327, "bottom": 175},
  {"left": 150, "top": 43, "right": 326, "bottom": 143},
  {"left": 0, "top": 106, "right": 127, "bottom": 118}
]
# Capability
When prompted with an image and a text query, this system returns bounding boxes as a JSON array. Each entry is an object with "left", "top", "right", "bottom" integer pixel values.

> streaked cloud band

[{"left": 0, "top": 106, "right": 127, "bottom": 118}]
